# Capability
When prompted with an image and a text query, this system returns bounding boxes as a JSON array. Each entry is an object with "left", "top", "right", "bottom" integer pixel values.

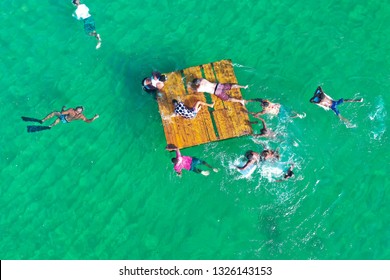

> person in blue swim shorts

[
  {"left": 310, "top": 86, "right": 363, "bottom": 124},
  {"left": 40, "top": 106, "right": 99, "bottom": 128}
]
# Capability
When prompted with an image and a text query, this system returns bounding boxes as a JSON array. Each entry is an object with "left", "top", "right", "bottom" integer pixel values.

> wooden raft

[{"left": 157, "top": 59, "right": 252, "bottom": 149}]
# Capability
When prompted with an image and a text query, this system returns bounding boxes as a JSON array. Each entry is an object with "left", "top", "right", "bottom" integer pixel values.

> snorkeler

[
  {"left": 22, "top": 106, "right": 99, "bottom": 132},
  {"left": 173, "top": 99, "right": 214, "bottom": 119},
  {"left": 310, "top": 86, "right": 363, "bottom": 124},
  {"left": 72, "top": 0, "right": 102, "bottom": 49},
  {"left": 275, "top": 164, "right": 295, "bottom": 182},
  {"left": 190, "top": 78, "right": 247, "bottom": 106},
  {"left": 166, "top": 144, "right": 218, "bottom": 176}
]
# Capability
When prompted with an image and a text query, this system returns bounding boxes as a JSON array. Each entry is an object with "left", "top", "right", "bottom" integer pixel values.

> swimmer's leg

[
  {"left": 344, "top": 98, "right": 363, "bottom": 103},
  {"left": 49, "top": 118, "right": 61, "bottom": 128},
  {"left": 201, "top": 160, "right": 219, "bottom": 173},
  {"left": 41, "top": 112, "right": 60, "bottom": 123},
  {"left": 232, "top": 84, "right": 248, "bottom": 89},
  {"left": 228, "top": 97, "right": 246, "bottom": 106}
]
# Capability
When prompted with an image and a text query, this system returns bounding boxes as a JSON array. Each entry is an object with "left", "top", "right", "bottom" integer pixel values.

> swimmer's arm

[
  {"left": 60, "top": 109, "right": 72, "bottom": 115},
  {"left": 79, "top": 114, "right": 99, "bottom": 123},
  {"left": 338, "top": 114, "right": 350, "bottom": 125},
  {"left": 236, "top": 160, "right": 254, "bottom": 171}
]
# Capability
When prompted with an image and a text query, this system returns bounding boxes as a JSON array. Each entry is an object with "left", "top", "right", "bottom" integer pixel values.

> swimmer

[
  {"left": 310, "top": 86, "right": 363, "bottom": 124},
  {"left": 142, "top": 71, "right": 166, "bottom": 92},
  {"left": 235, "top": 150, "right": 260, "bottom": 172},
  {"left": 250, "top": 116, "right": 276, "bottom": 138},
  {"left": 244, "top": 98, "right": 305, "bottom": 119},
  {"left": 41, "top": 106, "right": 99, "bottom": 127},
  {"left": 166, "top": 144, "right": 219, "bottom": 176},
  {"left": 276, "top": 164, "right": 295, "bottom": 182},
  {"left": 173, "top": 99, "right": 214, "bottom": 119},
  {"left": 245, "top": 98, "right": 281, "bottom": 116},
  {"left": 72, "top": 0, "right": 102, "bottom": 49},
  {"left": 22, "top": 106, "right": 99, "bottom": 133},
  {"left": 190, "top": 78, "right": 247, "bottom": 106},
  {"left": 260, "top": 148, "right": 280, "bottom": 161}
]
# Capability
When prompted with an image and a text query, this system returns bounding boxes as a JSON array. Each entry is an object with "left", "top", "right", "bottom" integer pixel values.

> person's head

[
  {"left": 284, "top": 169, "right": 294, "bottom": 179},
  {"left": 171, "top": 158, "right": 178, "bottom": 164},
  {"left": 142, "top": 77, "right": 152, "bottom": 86},
  {"left": 261, "top": 100, "right": 270, "bottom": 107},
  {"left": 172, "top": 99, "right": 178, "bottom": 106},
  {"left": 75, "top": 106, "right": 84, "bottom": 114},
  {"left": 72, "top": 0, "right": 80, "bottom": 6},
  {"left": 245, "top": 150, "right": 254, "bottom": 160},
  {"left": 191, "top": 78, "right": 201, "bottom": 90}
]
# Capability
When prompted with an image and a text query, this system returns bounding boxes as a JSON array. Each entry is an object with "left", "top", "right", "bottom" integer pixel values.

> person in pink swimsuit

[{"left": 166, "top": 145, "right": 218, "bottom": 176}]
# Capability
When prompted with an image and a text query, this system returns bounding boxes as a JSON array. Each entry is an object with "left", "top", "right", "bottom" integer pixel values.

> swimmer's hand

[
  {"left": 166, "top": 144, "right": 177, "bottom": 151},
  {"left": 93, "top": 114, "right": 99, "bottom": 120}
]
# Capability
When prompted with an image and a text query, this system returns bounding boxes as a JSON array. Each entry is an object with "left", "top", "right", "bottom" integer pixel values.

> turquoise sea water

[{"left": 0, "top": 0, "right": 389, "bottom": 259}]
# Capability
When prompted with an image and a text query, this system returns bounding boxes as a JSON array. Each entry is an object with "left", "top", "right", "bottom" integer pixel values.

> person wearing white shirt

[{"left": 72, "top": 0, "right": 102, "bottom": 49}]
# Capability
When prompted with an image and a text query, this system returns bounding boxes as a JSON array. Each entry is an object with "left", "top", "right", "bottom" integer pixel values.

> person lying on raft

[
  {"left": 166, "top": 144, "right": 219, "bottom": 176},
  {"left": 235, "top": 150, "right": 260, "bottom": 172},
  {"left": 72, "top": 0, "right": 102, "bottom": 49},
  {"left": 142, "top": 71, "right": 166, "bottom": 92},
  {"left": 172, "top": 99, "right": 214, "bottom": 119},
  {"left": 310, "top": 86, "right": 363, "bottom": 124},
  {"left": 190, "top": 78, "right": 247, "bottom": 106},
  {"left": 244, "top": 98, "right": 305, "bottom": 118}
]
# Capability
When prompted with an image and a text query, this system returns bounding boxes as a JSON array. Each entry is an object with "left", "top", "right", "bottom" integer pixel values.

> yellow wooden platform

[{"left": 157, "top": 59, "right": 252, "bottom": 149}]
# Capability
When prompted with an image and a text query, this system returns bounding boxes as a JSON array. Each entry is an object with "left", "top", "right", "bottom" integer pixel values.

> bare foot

[
  {"left": 201, "top": 170, "right": 210, "bottom": 176},
  {"left": 213, "top": 168, "right": 219, "bottom": 173}
]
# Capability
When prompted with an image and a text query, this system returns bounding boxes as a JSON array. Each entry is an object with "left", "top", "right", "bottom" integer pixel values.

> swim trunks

[
  {"left": 83, "top": 16, "right": 96, "bottom": 34},
  {"left": 59, "top": 114, "right": 69, "bottom": 124},
  {"left": 214, "top": 83, "right": 232, "bottom": 101},
  {"left": 330, "top": 98, "right": 344, "bottom": 116},
  {"left": 189, "top": 157, "right": 203, "bottom": 171},
  {"left": 174, "top": 101, "right": 198, "bottom": 119}
]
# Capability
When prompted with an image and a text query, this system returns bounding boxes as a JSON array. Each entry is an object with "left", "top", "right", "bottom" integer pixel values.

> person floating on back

[
  {"left": 190, "top": 78, "right": 247, "bottom": 106},
  {"left": 22, "top": 106, "right": 99, "bottom": 133},
  {"left": 172, "top": 99, "right": 214, "bottom": 119},
  {"left": 310, "top": 86, "right": 363, "bottom": 125},
  {"left": 72, "top": 0, "right": 102, "bottom": 49},
  {"left": 166, "top": 144, "right": 218, "bottom": 176}
]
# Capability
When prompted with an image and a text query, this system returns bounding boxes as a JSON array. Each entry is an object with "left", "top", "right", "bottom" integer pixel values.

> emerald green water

[{"left": 1, "top": 0, "right": 389, "bottom": 259}]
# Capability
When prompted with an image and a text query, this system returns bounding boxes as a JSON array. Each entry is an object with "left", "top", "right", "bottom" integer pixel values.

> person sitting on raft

[
  {"left": 172, "top": 99, "right": 214, "bottom": 119},
  {"left": 142, "top": 71, "right": 166, "bottom": 92},
  {"left": 310, "top": 86, "right": 363, "bottom": 124},
  {"left": 190, "top": 78, "right": 247, "bottom": 106}
]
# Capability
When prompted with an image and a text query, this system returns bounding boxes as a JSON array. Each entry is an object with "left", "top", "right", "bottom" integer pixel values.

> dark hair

[
  {"left": 262, "top": 100, "right": 270, "bottom": 107},
  {"left": 75, "top": 106, "right": 84, "bottom": 111},
  {"left": 245, "top": 150, "right": 254, "bottom": 160},
  {"left": 191, "top": 78, "right": 201, "bottom": 90},
  {"left": 171, "top": 158, "right": 178, "bottom": 164},
  {"left": 72, "top": 0, "right": 79, "bottom": 5},
  {"left": 172, "top": 99, "right": 178, "bottom": 105}
]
